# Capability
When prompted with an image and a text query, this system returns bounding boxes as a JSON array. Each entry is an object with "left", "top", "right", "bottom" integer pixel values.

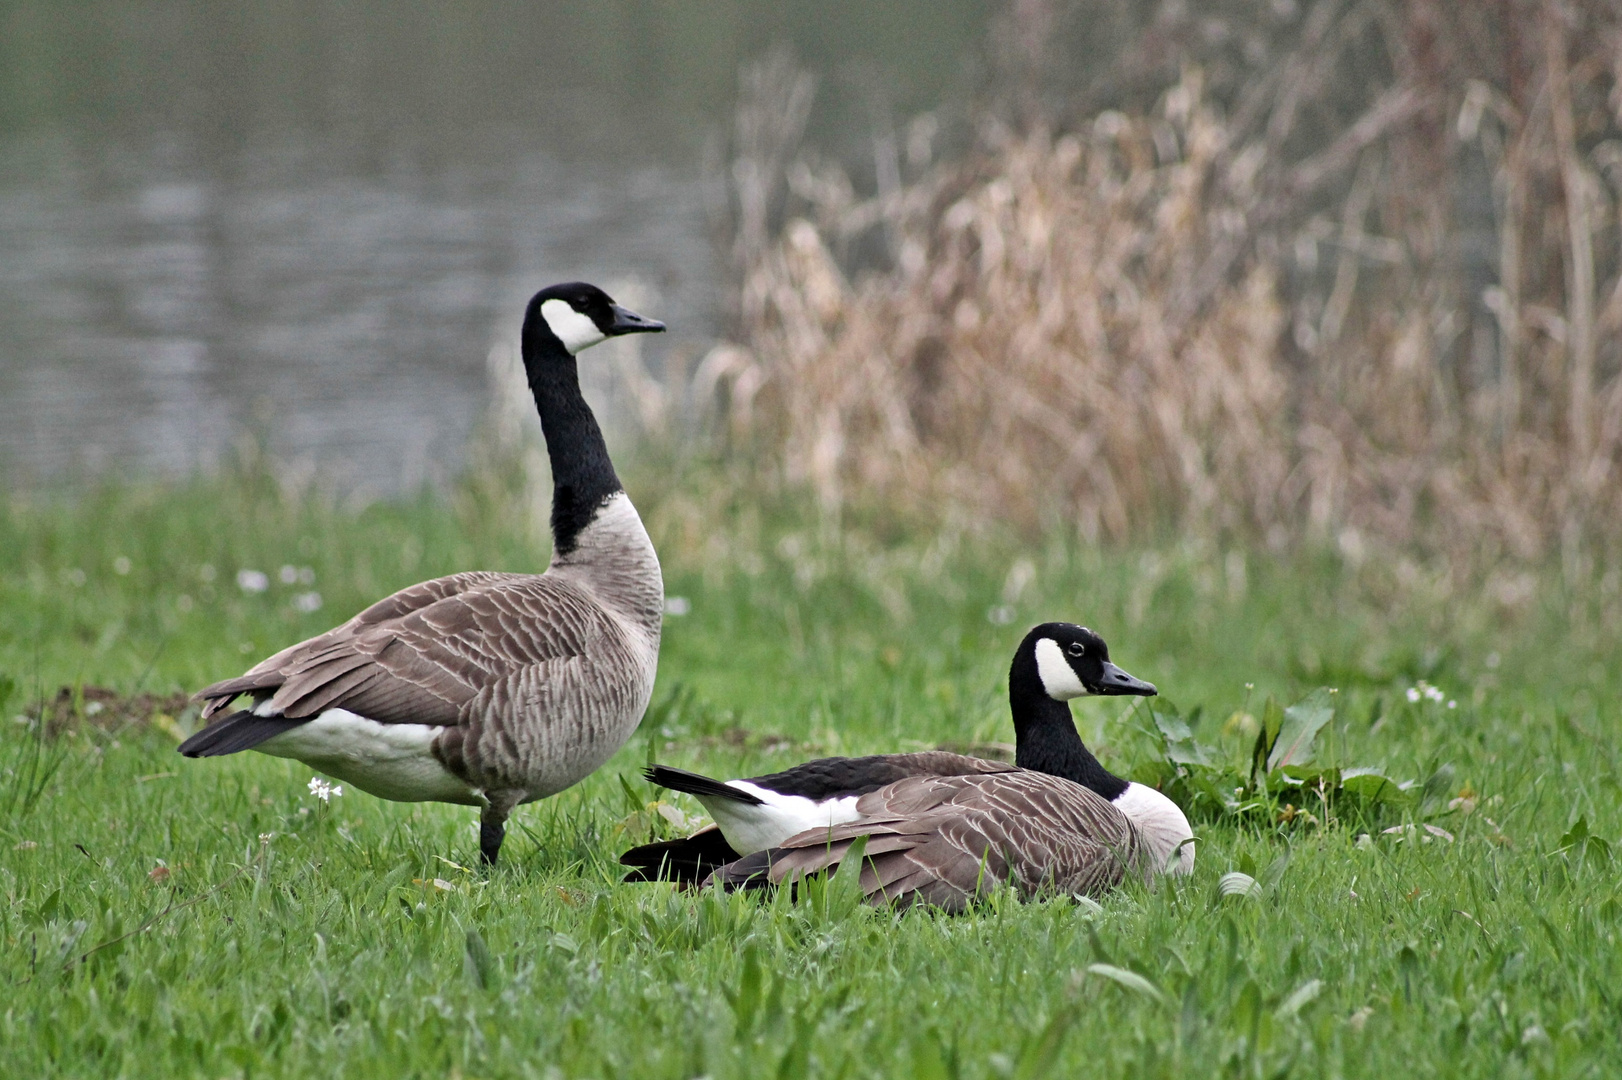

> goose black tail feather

[
  {"left": 178, "top": 711, "right": 307, "bottom": 757},
  {"left": 643, "top": 764, "right": 764, "bottom": 805},
  {"left": 620, "top": 828, "right": 742, "bottom": 884}
]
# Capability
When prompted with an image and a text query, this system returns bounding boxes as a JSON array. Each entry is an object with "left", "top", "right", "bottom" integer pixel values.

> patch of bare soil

[{"left": 33, "top": 686, "right": 197, "bottom": 738}]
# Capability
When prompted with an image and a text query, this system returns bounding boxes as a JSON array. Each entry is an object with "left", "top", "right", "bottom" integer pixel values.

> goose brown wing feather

[
  {"left": 711, "top": 771, "right": 1146, "bottom": 910},
  {"left": 345, "top": 571, "right": 520, "bottom": 628},
  {"left": 196, "top": 572, "right": 523, "bottom": 717},
  {"left": 197, "top": 572, "right": 618, "bottom": 726}
]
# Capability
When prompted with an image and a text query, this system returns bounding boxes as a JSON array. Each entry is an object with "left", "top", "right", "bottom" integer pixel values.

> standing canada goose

[
  {"left": 178, "top": 282, "right": 667, "bottom": 865},
  {"left": 620, "top": 622, "right": 1194, "bottom": 895}
]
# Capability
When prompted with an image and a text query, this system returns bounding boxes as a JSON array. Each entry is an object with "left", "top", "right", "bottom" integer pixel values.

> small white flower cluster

[
  {"left": 308, "top": 776, "right": 343, "bottom": 802},
  {"left": 1405, "top": 681, "right": 1457, "bottom": 709},
  {"left": 237, "top": 567, "right": 319, "bottom": 614}
]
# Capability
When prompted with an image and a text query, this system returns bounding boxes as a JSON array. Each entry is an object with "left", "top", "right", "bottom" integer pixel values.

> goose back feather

[{"left": 711, "top": 771, "right": 1149, "bottom": 912}]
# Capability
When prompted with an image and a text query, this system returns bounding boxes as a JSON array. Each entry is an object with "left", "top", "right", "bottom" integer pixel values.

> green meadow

[{"left": 2, "top": 466, "right": 1620, "bottom": 1078}]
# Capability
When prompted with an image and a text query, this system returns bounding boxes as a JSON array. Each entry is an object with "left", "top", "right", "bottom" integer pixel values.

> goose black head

[
  {"left": 1021, "top": 622, "right": 1157, "bottom": 701},
  {"left": 524, "top": 281, "right": 666, "bottom": 356}
]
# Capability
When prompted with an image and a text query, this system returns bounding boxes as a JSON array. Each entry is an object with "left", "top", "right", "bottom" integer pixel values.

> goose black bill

[
  {"left": 1088, "top": 661, "right": 1157, "bottom": 696},
  {"left": 607, "top": 305, "right": 665, "bottom": 335}
]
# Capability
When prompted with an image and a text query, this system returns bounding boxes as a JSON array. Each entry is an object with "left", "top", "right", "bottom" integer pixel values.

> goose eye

[{"left": 1066, "top": 642, "right": 1085, "bottom": 657}]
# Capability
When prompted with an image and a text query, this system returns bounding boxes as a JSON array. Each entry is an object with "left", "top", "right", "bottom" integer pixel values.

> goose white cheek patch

[
  {"left": 540, "top": 299, "right": 606, "bottom": 354},
  {"left": 1034, "top": 638, "right": 1088, "bottom": 699}
]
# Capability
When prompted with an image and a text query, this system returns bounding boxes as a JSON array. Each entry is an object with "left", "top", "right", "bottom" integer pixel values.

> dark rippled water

[{"left": 0, "top": 0, "right": 988, "bottom": 492}]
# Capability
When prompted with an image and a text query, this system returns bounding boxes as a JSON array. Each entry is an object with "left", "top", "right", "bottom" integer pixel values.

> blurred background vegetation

[
  {"left": 706, "top": 1, "right": 1622, "bottom": 583},
  {"left": 3, "top": 0, "right": 1620, "bottom": 636}
]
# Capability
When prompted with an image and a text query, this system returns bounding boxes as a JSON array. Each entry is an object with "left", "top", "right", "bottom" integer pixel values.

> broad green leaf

[
  {"left": 1262, "top": 696, "right": 1285, "bottom": 746},
  {"left": 1085, "top": 964, "right": 1166, "bottom": 1003},
  {"left": 911, "top": 1029, "right": 954, "bottom": 1080},
  {"left": 1341, "top": 768, "right": 1409, "bottom": 804},
  {"left": 726, "top": 941, "right": 765, "bottom": 1034},
  {"left": 1071, "top": 895, "right": 1104, "bottom": 916},
  {"left": 1398, "top": 944, "right": 1420, "bottom": 1003},
  {"left": 1268, "top": 688, "right": 1335, "bottom": 770},
  {"left": 1558, "top": 816, "right": 1591, "bottom": 849},
  {"left": 1584, "top": 835, "right": 1612, "bottom": 865},
  {"left": 1153, "top": 705, "right": 1217, "bottom": 766},
  {"left": 1275, "top": 978, "right": 1324, "bottom": 1018},
  {"left": 1152, "top": 709, "right": 1193, "bottom": 743},
  {"left": 463, "top": 928, "right": 496, "bottom": 990},
  {"left": 825, "top": 833, "right": 870, "bottom": 915},
  {"left": 1013, "top": 1004, "right": 1078, "bottom": 1080},
  {"left": 1165, "top": 739, "right": 1216, "bottom": 767},
  {"left": 1129, "top": 760, "right": 1177, "bottom": 788},
  {"left": 1418, "top": 763, "right": 1456, "bottom": 816},
  {"left": 1251, "top": 697, "right": 1285, "bottom": 786},
  {"left": 1556, "top": 816, "right": 1612, "bottom": 866},
  {"left": 1259, "top": 848, "right": 1291, "bottom": 892}
]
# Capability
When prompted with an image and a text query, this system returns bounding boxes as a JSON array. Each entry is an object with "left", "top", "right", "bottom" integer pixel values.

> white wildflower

[
  {"left": 663, "top": 595, "right": 691, "bottom": 616},
  {"left": 237, "top": 569, "right": 269, "bottom": 593},
  {"left": 1405, "top": 687, "right": 1421, "bottom": 703},
  {"left": 292, "top": 591, "right": 323, "bottom": 613},
  {"left": 308, "top": 777, "right": 343, "bottom": 802},
  {"left": 279, "top": 565, "right": 299, "bottom": 585}
]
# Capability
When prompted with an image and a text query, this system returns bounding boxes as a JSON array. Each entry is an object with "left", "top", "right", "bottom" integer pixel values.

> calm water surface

[{"left": 0, "top": 0, "right": 989, "bottom": 492}]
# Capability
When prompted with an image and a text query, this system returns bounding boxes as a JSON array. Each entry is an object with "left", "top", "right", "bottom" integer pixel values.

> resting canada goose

[
  {"left": 712, "top": 769, "right": 1152, "bottom": 910},
  {"left": 178, "top": 282, "right": 667, "bottom": 865},
  {"left": 620, "top": 622, "right": 1195, "bottom": 898}
]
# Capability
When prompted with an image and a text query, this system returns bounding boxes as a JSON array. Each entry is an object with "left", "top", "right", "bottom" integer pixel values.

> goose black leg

[
  {"left": 479, "top": 817, "right": 505, "bottom": 865},
  {"left": 479, "top": 790, "right": 523, "bottom": 866}
]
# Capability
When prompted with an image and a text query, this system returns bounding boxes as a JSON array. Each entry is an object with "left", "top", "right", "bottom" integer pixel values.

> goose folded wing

[
  {"left": 710, "top": 772, "right": 1146, "bottom": 910},
  {"left": 196, "top": 575, "right": 613, "bottom": 726},
  {"left": 196, "top": 572, "right": 524, "bottom": 717}
]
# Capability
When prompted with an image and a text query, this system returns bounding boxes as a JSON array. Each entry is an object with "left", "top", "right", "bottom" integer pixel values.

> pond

[{"left": 0, "top": 0, "right": 991, "bottom": 492}]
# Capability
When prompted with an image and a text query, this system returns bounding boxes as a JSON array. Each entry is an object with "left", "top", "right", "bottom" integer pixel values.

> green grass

[{"left": 3, "top": 468, "right": 1621, "bottom": 1078}]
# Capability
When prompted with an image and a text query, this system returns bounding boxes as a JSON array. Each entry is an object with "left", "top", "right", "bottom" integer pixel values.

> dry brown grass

[{"left": 702, "top": 5, "right": 1622, "bottom": 572}]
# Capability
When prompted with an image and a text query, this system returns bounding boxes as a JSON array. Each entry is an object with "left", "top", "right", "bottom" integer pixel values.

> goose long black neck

[
  {"left": 521, "top": 320, "right": 622, "bottom": 558},
  {"left": 1008, "top": 654, "right": 1130, "bottom": 801}
]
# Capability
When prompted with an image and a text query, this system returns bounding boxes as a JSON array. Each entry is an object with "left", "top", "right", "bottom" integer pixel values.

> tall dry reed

[{"left": 701, "top": 4, "right": 1622, "bottom": 575}]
